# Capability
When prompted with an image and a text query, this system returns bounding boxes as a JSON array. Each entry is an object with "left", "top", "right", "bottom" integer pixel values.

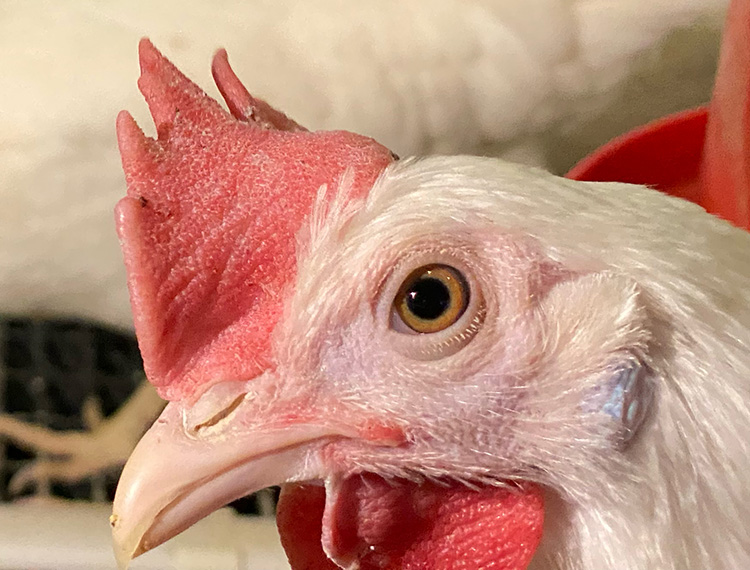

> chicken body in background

[
  {"left": 0, "top": 0, "right": 728, "bottom": 329},
  {"left": 111, "top": 42, "right": 750, "bottom": 570}
]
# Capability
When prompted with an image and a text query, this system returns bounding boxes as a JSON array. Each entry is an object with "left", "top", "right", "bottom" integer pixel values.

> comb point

[
  {"left": 116, "top": 110, "right": 157, "bottom": 182},
  {"left": 211, "top": 47, "right": 305, "bottom": 131},
  {"left": 137, "top": 37, "right": 225, "bottom": 133}
]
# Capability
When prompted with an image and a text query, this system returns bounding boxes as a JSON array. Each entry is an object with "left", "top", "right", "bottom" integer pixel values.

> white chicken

[{"left": 108, "top": 40, "right": 750, "bottom": 570}]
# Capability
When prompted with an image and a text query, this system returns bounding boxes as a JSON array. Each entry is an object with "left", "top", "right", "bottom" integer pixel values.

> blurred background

[{"left": 0, "top": 0, "right": 730, "bottom": 568}]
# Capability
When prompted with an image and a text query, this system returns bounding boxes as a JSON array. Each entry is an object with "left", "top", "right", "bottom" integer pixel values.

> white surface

[{"left": 0, "top": 501, "right": 289, "bottom": 570}]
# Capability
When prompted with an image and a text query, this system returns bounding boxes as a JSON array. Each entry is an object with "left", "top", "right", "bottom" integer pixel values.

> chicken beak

[{"left": 111, "top": 382, "right": 355, "bottom": 569}]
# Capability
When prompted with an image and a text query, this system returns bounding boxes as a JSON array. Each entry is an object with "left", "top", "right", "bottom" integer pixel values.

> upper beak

[{"left": 110, "top": 377, "right": 356, "bottom": 569}]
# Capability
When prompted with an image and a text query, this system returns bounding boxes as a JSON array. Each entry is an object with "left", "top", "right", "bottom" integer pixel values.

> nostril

[
  {"left": 192, "top": 394, "right": 246, "bottom": 432},
  {"left": 180, "top": 380, "right": 255, "bottom": 435}
]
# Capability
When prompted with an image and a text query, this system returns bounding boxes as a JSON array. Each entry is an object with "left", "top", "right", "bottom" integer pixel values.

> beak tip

[
  {"left": 112, "top": 539, "right": 144, "bottom": 570},
  {"left": 113, "top": 545, "right": 133, "bottom": 570},
  {"left": 111, "top": 512, "right": 146, "bottom": 570}
]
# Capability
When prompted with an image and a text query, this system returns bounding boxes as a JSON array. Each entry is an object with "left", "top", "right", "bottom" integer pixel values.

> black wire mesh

[{"left": 0, "top": 316, "right": 275, "bottom": 514}]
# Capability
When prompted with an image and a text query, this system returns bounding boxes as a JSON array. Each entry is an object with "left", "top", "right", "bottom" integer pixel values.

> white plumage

[
  {"left": 281, "top": 156, "right": 750, "bottom": 568},
  {"left": 323, "top": 157, "right": 750, "bottom": 569}
]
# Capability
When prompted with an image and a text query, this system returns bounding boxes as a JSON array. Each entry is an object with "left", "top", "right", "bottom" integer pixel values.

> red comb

[
  {"left": 116, "top": 39, "right": 394, "bottom": 401},
  {"left": 568, "top": 0, "right": 750, "bottom": 232}
]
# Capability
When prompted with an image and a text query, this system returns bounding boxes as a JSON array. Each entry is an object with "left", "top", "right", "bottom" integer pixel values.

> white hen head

[{"left": 112, "top": 43, "right": 750, "bottom": 570}]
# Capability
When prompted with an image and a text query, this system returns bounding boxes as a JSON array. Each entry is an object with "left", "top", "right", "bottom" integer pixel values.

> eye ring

[{"left": 393, "top": 264, "right": 470, "bottom": 333}]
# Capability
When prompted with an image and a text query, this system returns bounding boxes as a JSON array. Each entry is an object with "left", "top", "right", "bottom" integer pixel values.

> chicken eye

[{"left": 393, "top": 264, "right": 469, "bottom": 333}]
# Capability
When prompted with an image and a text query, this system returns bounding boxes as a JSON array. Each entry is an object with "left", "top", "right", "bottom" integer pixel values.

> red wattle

[
  {"left": 277, "top": 484, "right": 338, "bottom": 570},
  {"left": 277, "top": 477, "right": 544, "bottom": 570}
]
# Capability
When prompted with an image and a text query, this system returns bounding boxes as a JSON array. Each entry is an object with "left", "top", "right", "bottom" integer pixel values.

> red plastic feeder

[{"left": 567, "top": 0, "right": 750, "bottom": 232}]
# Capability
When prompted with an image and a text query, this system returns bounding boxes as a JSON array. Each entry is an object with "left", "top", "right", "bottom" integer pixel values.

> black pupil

[{"left": 406, "top": 277, "right": 451, "bottom": 320}]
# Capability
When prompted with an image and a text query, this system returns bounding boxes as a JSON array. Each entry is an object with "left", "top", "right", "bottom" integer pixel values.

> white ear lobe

[
  {"left": 536, "top": 271, "right": 654, "bottom": 446},
  {"left": 538, "top": 271, "right": 650, "bottom": 372}
]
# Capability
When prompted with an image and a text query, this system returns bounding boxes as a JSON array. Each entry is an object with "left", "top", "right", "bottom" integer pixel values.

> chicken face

[{"left": 113, "top": 42, "right": 750, "bottom": 570}]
